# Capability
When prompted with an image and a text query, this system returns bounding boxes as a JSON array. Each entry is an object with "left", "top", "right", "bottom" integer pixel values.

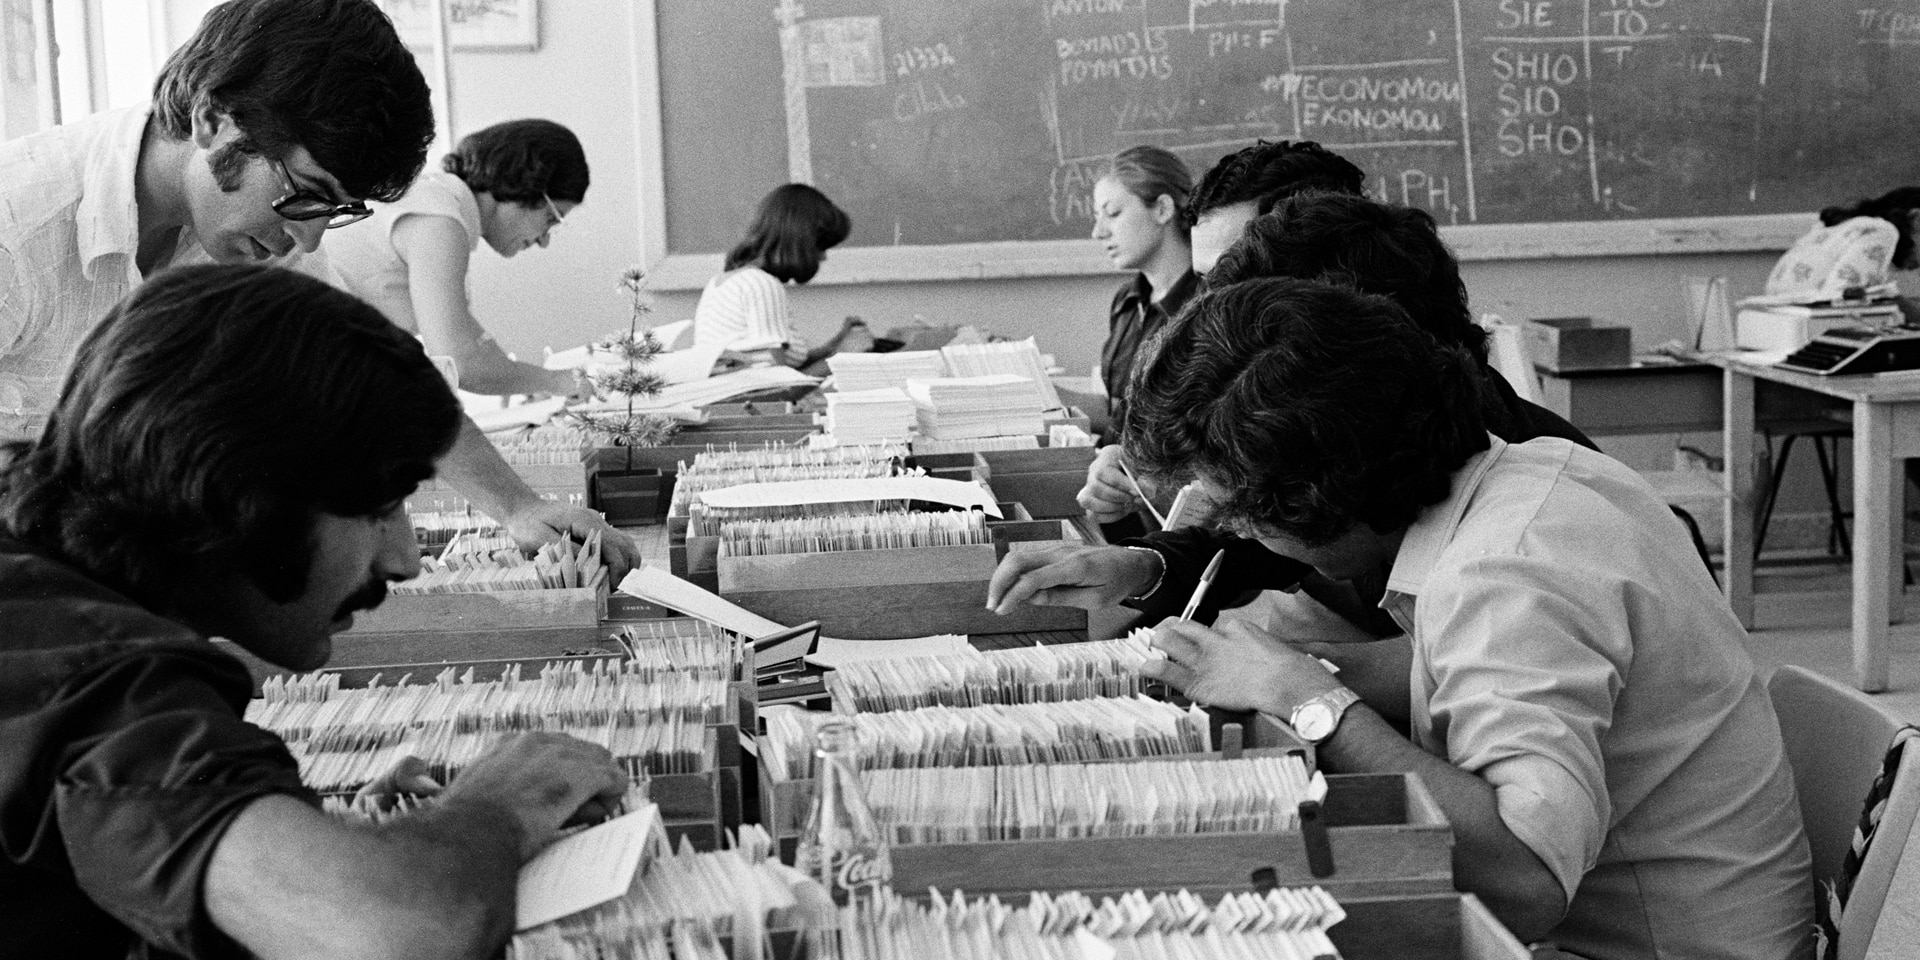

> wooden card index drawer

[
  {"left": 718, "top": 541, "right": 1082, "bottom": 639},
  {"left": 884, "top": 772, "right": 1452, "bottom": 902},
  {"left": 1330, "top": 894, "right": 1531, "bottom": 960},
  {"left": 341, "top": 582, "right": 606, "bottom": 635}
]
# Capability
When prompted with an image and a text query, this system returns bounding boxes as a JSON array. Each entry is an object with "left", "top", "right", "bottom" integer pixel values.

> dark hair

[
  {"left": 443, "top": 119, "right": 590, "bottom": 205},
  {"left": 1185, "top": 140, "right": 1366, "bottom": 227},
  {"left": 724, "top": 184, "right": 852, "bottom": 284},
  {"left": 1821, "top": 186, "right": 1920, "bottom": 270},
  {"left": 0, "top": 265, "right": 460, "bottom": 612},
  {"left": 1124, "top": 278, "right": 1489, "bottom": 544},
  {"left": 1109, "top": 145, "right": 1193, "bottom": 237},
  {"left": 1211, "top": 193, "right": 1487, "bottom": 362},
  {"left": 151, "top": 0, "right": 434, "bottom": 203}
]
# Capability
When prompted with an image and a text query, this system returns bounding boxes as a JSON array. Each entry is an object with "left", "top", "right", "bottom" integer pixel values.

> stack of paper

[
  {"left": 940, "top": 337, "right": 1063, "bottom": 411},
  {"left": 827, "top": 349, "right": 947, "bottom": 390},
  {"left": 906, "top": 374, "right": 1045, "bottom": 440},
  {"left": 824, "top": 387, "right": 916, "bottom": 443},
  {"left": 568, "top": 365, "right": 817, "bottom": 413}
]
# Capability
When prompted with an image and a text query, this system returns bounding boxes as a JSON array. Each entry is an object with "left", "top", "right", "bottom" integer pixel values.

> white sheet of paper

[
  {"left": 515, "top": 805, "right": 663, "bottom": 931},
  {"left": 618, "top": 566, "right": 788, "bottom": 639},
  {"left": 471, "top": 396, "right": 567, "bottom": 434},
  {"left": 696, "top": 476, "right": 1001, "bottom": 517},
  {"left": 806, "top": 634, "right": 973, "bottom": 669},
  {"left": 570, "top": 365, "right": 818, "bottom": 413}
]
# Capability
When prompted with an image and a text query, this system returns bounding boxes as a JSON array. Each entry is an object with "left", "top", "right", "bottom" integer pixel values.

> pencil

[{"left": 1180, "top": 548, "right": 1227, "bottom": 621}]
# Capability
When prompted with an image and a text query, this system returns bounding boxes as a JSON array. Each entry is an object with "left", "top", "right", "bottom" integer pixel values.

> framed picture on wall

[{"left": 380, "top": 0, "right": 540, "bottom": 52}]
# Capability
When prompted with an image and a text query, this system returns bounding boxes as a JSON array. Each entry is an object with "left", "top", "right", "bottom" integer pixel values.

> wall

[{"left": 410, "top": 2, "right": 1841, "bottom": 542}]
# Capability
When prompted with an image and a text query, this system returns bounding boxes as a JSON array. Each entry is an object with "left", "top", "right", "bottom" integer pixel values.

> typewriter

[{"left": 1776, "top": 325, "right": 1920, "bottom": 376}]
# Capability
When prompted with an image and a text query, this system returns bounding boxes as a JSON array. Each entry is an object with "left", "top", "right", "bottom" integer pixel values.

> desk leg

[
  {"left": 1723, "top": 371, "right": 1755, "bottom": 627},
  {"left": 1853, "top": 400, "right": 1893, "bottom": 692}
]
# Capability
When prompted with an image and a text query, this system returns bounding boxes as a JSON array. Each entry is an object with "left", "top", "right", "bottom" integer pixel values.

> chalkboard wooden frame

[{"left": 630, "top": 0, "right": 1810, "bottom": 293}]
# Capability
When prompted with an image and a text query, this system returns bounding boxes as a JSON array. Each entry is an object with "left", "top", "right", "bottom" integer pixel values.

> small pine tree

[{"left": 567, "top": 267, "right": 680, "bottom": 468}]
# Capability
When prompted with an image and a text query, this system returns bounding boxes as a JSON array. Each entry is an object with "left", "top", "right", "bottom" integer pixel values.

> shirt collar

[
  {"left": 1119, "top": 268, "right": 1201, "bottom": 314},
  {"left": 1384, "top": 434, "right": 1508, "bottom": 602},
  {"left": 74, "top": 105, "right": 154, "bottom": 281}
]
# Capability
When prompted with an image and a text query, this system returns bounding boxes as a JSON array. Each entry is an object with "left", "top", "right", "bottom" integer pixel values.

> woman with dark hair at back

[
  {"left": 693, "top": 183, "right": 870, "bottom": 369},
  {"left": 327, "top": 119, "right": 590, "bottom": 399},
  {"left": 1766, "top": 186, "right": 1920, "bottom": 309}
]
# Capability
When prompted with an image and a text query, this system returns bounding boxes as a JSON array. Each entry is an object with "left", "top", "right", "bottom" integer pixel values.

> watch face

[{"left": 1294, "top": 703, "right": 1335, "bottom": 742}]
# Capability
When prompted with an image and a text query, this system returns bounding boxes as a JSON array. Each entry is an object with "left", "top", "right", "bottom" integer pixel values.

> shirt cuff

[
  {"left": 1481, "top": 753, "right": 1606, "bottom": 903},
  {"left": 1122, "top": 545, "right": 1168, "bottom": 601}
]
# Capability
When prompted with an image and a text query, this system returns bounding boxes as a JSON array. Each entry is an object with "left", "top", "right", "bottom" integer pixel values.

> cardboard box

[{"left": 1524, "top": 317, "right": 1632, "bottom": 371}]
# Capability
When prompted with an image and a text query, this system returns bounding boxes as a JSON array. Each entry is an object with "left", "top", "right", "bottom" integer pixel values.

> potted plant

[{"left": 569, "top": 267, "right": 681, "bottom": 524}]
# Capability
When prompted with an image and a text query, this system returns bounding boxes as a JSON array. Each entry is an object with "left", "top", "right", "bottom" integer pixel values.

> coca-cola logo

[{"left": 835, "top": 854, "right": 891, "bottom": 890}]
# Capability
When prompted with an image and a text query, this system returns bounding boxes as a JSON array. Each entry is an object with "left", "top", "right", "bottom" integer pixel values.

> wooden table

[
  {"left": 1702, "top": 354, "right": 1920, "bottom": 691},
  {"left": 1534, "top": 358, "right": 1722, "bottom": 436}
]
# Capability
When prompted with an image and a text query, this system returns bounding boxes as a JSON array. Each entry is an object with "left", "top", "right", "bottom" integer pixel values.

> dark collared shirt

[
  {"left": 1100, "top": 268, "right": 1199, "bottom": 444},
  {"left": 0, "top": 536, "right": 315, "bottom": 960}
]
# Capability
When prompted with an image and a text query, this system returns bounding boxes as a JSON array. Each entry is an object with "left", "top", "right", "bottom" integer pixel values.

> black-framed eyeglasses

[
  {"left": 269, "top": 157, "right": 373, "bottom": 229},
  {"left": 543, "top": 194, "right": 566, "bottom": 231}
]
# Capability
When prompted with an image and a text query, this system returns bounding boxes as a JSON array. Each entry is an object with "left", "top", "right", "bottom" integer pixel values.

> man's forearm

[
  {"left": 436, "top": 416, "right": 543, "bottom": 521},
  {"left": 1309, "top": 707, "right": 1569, "bottom": 941},
  {"left": 206, "top": 794, "right": 527, "bottom": 960}
]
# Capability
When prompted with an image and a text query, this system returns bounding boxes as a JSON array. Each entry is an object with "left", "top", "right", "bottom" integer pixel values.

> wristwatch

[{"left": 1289, "top": 688, "right": 1363, "bottom": 744}]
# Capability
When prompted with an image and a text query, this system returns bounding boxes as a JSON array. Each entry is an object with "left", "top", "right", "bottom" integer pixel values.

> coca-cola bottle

[{"left": 794, "top": 719, "right": 892, "bottom": 908}]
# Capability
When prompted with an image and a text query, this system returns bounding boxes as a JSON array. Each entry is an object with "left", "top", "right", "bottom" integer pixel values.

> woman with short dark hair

[
  {"left": 692, "top": 183, "right": 869, "bottom": 369},
  {"left": 326, "top": 119, "right": 591, "bottom": 398}
]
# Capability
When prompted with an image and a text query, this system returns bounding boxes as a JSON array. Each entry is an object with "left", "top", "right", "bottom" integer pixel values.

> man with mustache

[
  {"left": 0, "top": 265, "right": 628, "bottom": 960},
  {"left": 0, "top": 0, "right": 640, "bottom": 577}
]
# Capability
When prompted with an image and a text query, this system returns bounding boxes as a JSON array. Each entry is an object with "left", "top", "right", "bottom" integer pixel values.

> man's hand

[
  {"left": 353, "top": 756, "right": 443, "bottom": 812},
  {"left": 1078, "top": 445, "right": 1146, "bottom": 524},
  {"left": 443, "top": 732, "right": 628, "bottom": 862},
  {"left": 503, "top": 501, "right": 640, "bottom": 581},
  {"left": 1140, "top": 617, "right": 1344, "bottom": 716},
  {"left": 987, "top": 543, "right": 1161, "bottom": 613}
]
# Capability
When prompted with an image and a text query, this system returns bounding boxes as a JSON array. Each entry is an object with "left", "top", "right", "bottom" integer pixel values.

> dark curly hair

[
  {"left": 0, "top": 265, "right": 461, "bottom": 614},
  {"left": 724, "top": 184, "right": 852, "bottom": 284},
  {"left": 443, "top": 119, "right": 590, "bottom": 205},
  {"left": 1123, "top": 278, "right": 1489, "bottom": 544},
  {"left": 1184, "top": 140, "right": 1366, "bottom": 227},
  {"left": 1211, "top": 192, "right": 1486, "bottom": 362},
  {"left": 1821, "top": 186, "right": 1920, "bottom": 270},
  {"left": 151, "top": 0, "right": 434, "bottom": 203}
]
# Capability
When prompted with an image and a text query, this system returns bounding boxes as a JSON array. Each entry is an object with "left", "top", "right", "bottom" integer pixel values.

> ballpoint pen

[
  {"left": 1180, "top": 548, "right": 1227, "bottom": 621},
  {"left": 1116, "top": 459, "right": 1169, "bottom": 528}
]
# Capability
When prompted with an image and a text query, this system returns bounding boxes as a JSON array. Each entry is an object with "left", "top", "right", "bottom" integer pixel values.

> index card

[
  {"left": 618, "top": 566, "right": 788, "bottom": 640},
  {"left": 696, "top": 476, "right": 1001, "bottom": 516},
  {"left": 515, "top": 805, "right": 665, "bottom": 931}
]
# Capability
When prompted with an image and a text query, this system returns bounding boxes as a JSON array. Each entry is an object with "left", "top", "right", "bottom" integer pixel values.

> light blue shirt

[{"left": 1386, "top": 436, "right": 1814, "bottom": 960}]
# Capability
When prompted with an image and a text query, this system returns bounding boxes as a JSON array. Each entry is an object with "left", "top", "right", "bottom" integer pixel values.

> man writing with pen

[{"left": 987, "top": 213, "right": 1815, "bottom": 959}]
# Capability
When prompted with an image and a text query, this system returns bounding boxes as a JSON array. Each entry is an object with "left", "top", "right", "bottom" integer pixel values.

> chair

[
  {"left": 1755, "top": 416, "right": 1853, "bottom": 561},
  {"left": 1768, "top": 665, "right": 1920, "bottom": 960}
]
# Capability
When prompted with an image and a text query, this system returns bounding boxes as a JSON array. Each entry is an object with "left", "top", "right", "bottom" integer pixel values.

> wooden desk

[
  {"left": 1534, "top": 359, "right": 1722, "bottom": 436},
  {"left": 1703, "top": 355, "right": 1920, "bottom": 691}
]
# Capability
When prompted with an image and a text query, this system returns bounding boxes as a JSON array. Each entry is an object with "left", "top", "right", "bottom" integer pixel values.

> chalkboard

[{"left": 644, "top": 0, "right": 1920, "bottom": 284}]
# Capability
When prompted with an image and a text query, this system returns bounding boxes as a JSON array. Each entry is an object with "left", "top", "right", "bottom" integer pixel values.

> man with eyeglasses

[{"left": 0, "top": 0, "right": 643, "bottom": 575}]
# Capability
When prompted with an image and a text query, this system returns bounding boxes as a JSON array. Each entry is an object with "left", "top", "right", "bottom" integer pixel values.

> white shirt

[
  {"left": 323, "top": 169, "right": 482, "bottom": 335},
  {"left": 1384, "top": 436, "right": 1813, "bottom": 960},
  {"left": 692, "top": 266, "right": 791, "bottom": 351},
  {"left": 0, "top": 107, "right": 201, "bottom": 441}
]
